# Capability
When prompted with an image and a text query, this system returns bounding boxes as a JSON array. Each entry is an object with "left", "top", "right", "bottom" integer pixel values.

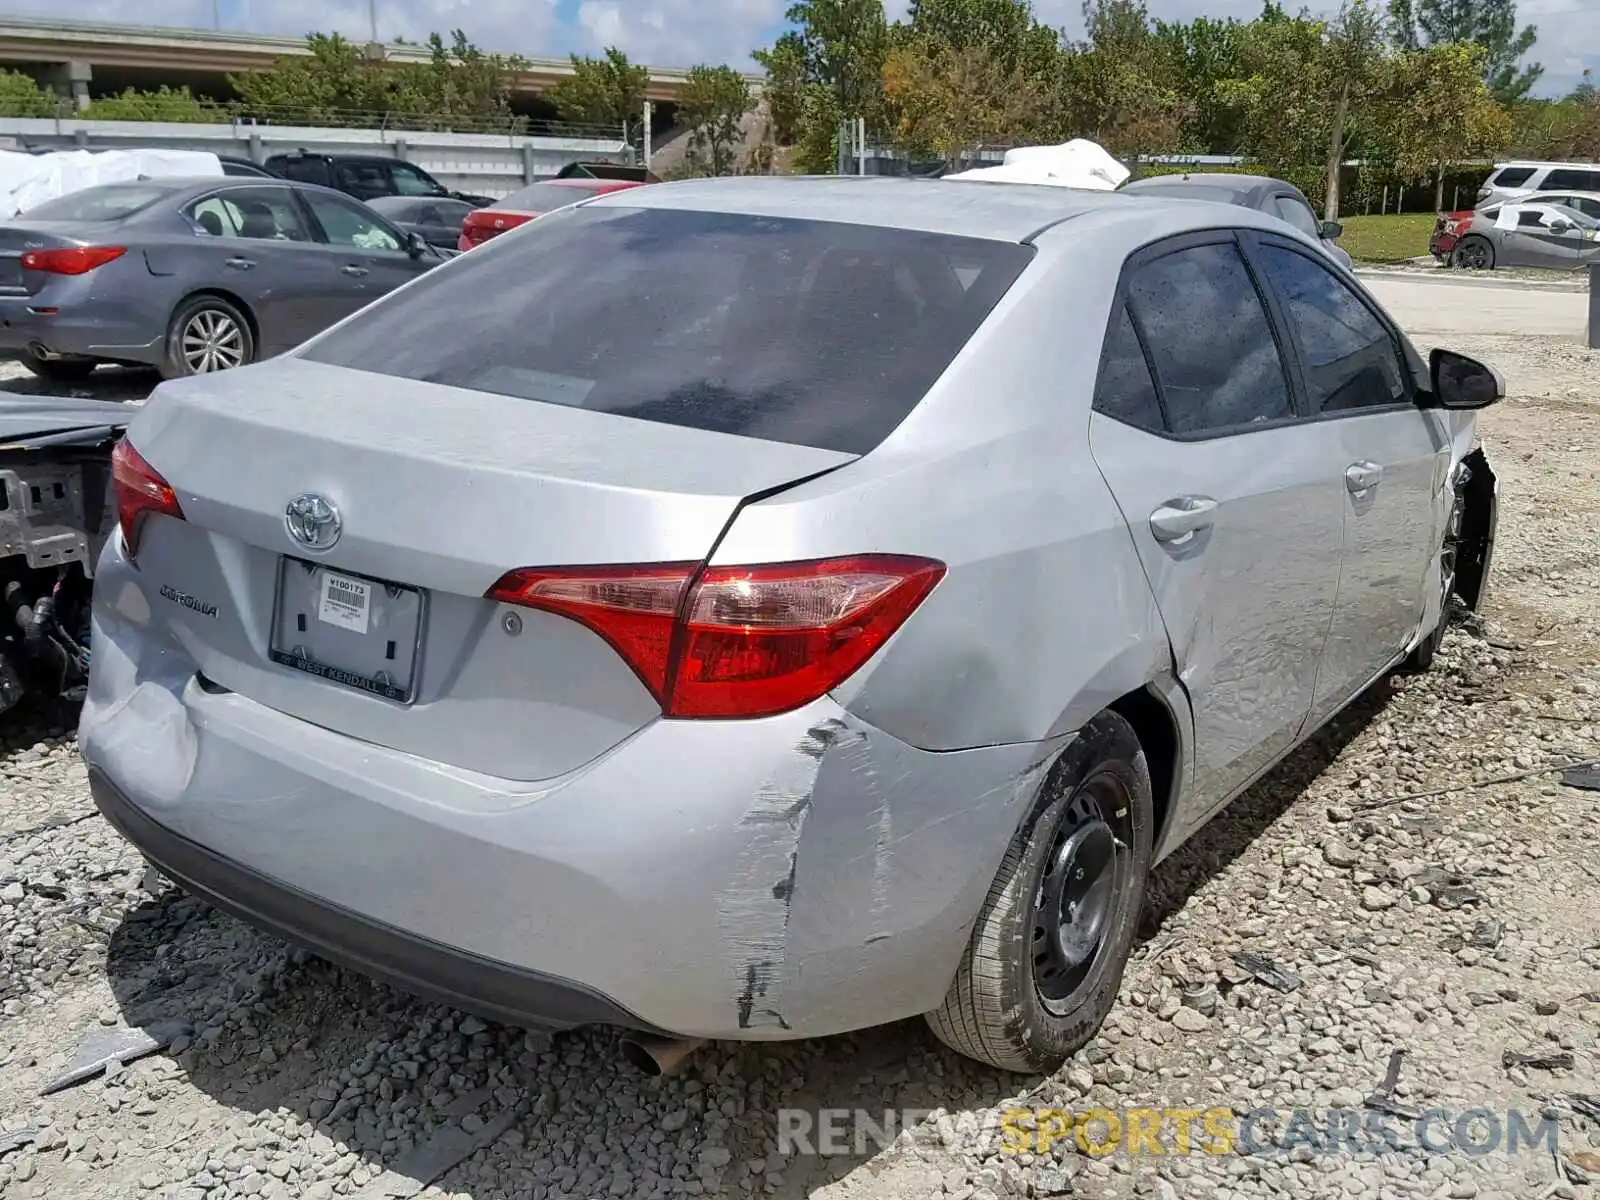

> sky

[{"left": 3, "top": 0, "right": 1593, "bottom": 97}]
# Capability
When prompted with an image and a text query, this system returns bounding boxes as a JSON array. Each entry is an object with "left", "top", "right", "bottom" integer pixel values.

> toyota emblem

[{"left": 285, "top": 493, "right": 341, "bottom": 551}]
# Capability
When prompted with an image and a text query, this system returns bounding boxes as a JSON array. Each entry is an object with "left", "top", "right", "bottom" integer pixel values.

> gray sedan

[
  {"left": 86, "top": 177, "right": 1501, "bottom": 1075},
  {"left": 1119, "top": 172, "right": 1352, "bottom": 267},
  {"left": 0, "top": 176, "right": 447, "bottom": 382},
  {"left": 365, "top": 195, "right": 477, "bottom": 249},
  {"left": 1452, "top": 198, "right": 1600, "bottom": 271}
]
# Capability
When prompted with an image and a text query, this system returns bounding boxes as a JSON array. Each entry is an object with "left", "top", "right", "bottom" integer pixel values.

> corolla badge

[{"left": 285, "top": 493, "right": 341, "bottom": 550}]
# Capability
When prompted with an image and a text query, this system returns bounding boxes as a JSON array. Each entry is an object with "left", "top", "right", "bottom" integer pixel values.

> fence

[{"left": 0, "top": 113, "right": 635, "bottom": 200}]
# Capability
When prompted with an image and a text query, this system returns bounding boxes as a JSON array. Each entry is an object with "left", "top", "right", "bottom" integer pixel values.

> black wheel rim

[
  {"left": 1462, "top": 241, "right": 1490, "bottom": 270},
  {"left": 1032, "top": 772, "right": 1134, "bottom": 1014}
]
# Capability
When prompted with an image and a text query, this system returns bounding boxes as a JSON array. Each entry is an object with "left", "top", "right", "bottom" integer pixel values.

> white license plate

[{"left": 318, "top": 571, "right": 371, "bottom": 634}]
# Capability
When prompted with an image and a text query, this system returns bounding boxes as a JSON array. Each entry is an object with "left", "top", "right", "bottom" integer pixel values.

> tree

[
  {"left": 388, "top": 31, "right": 525, "bottom": 130},
  {"left": 1378, "top": 42, "right": 1511, "bottom": 206},
  {"left": 883, "top": 34, "right": 1053, "bottom": 166},
  {"left": 1147, "top": 15, "right": 1249, "bottom": 151},
  {"left": 678, "top": 65, "right": 755, "bottom": 176},
  {"left": 1388, "top": 0, "right": 1541, "bottom": 101},
  {"left": 84, "top": 86, "right": 225, "bottom": 124},
  {"left": 752, "top": 32, "right": 807, "bottom": 144},
  {"left": 1057, "top": 0, "right": 1191, "bottom": 157},
  {"left": 231, "top": 33, "right": 395, "bottom": 124},
  {"left": 785, "top": 0, "right": 888, "bottom": 119},
  {"left": 547, "top": 47, "right": 647, "bottom": 134},
  {"left": 0, "top": 70, "right": 60, "bottom": 117}
]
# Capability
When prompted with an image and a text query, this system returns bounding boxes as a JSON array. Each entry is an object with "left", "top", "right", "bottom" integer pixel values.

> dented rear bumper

[{"left": 80, "top": 541, "right": 1067, "bottom": 1039}]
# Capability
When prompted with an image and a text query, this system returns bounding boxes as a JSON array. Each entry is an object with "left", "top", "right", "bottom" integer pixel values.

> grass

[{"left": 1337, "top": 213, "right": 1437, "bottom": 264}]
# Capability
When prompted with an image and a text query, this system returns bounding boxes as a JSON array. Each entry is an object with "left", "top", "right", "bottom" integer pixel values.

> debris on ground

[
  {"left": 1501, "top": 1049, "right": 1576, "bottom": 1072},
  {"left": 1561, "top": 762, "right": 1600, "bottom": 791},
  {"left": 38, "top": 1019, "right": 190, "bottom": 1095},
  {"left": 1229, "top": 950, "right": 1302, "bottom": 992}
]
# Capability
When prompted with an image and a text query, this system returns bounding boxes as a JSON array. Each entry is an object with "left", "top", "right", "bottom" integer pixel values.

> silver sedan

[
  {"left": 0, "top": 176, "right": 446, "bottom": 382},
  {"left": 83, "top": 177, "right": 1500, "bottom": 1074},
  {"left": 1451, "top": 198, "right": 1600, "bottom": 270}
]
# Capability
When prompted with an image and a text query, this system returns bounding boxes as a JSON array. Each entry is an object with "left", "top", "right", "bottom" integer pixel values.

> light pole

[
  {"left": 212, "top": 0, "right": 220, "bottom": 29},
  {"left": 368, "top": 0, "right": 378, "bottom": 45}
]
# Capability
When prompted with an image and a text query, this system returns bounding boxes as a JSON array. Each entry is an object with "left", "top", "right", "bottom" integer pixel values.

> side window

[
  {"left": 1542, "top": 169, "right": 1600, "bottom": 191},
  {"left": 1272, "top": 195, "right": 1321, "bottom": 238},
  {"left": 1255, "top": 243, "right": 1407, "bottom": 414},
  {"left": 390, "top": 162, "right": 442, "bottom": 197},
  {"left": 1491, "top": 166, "right": 1534, "bottom": 188},
  {"left": 1093, "top": 304, "right": 1164, "bottom": 433},
  {"left": 1516, "top": 208, "right": 1551, "bottom": 228},
  {"left": 185, "top": 188, "right": 311, "bottom": 242},
  {"left": 1125, "top": 241, "right": 1293, "bottom": 435},
  {"left": 274, "top": 158, "right": 329, "bottom": 186},
  {"left": 301, "top": 190, "right": 405, "bottom": 252},
  {"left": 336, "top": 162, "right": 395, "bottom": 197}
]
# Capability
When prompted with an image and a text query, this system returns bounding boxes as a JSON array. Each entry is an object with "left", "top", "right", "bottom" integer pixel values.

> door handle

[
  {"left": 1346, "top": 461, "right": 1383, "bottom": 493},
  {"left": 1149, "top": 496, "right": 1219, "bottom": 543},
  {"left": 223, "top": 256, "right": 254, "bottom": 270},
  {"left": 341, "top": 264, "right": 369, "bottom": 278}
]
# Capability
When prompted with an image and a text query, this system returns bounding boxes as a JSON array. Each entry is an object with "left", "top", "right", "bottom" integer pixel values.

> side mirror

[
  {"left": 1426, "top": 347, "right": 1503, "bottom": 410},
  {"left": 406, "top": 231, "right": 428, "bottom": 259},
  {"left": 1319, "top": 220, "right": 1343, "bottom": 240}
]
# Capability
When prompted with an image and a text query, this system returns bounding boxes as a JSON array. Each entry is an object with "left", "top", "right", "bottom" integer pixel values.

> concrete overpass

[{"left": 0, "top": 15, "right": 761, "bottom": 115}]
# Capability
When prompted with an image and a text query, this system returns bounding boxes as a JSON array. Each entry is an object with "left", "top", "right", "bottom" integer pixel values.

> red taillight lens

[
  {"left": 459, "top": 210, "right": 532, "bottom": 249},
  {"left": 111, "top": 439, "right": 183, "bottom": 559},
  {"left": 486, "top": 554, "right": 946, "bottom": 719},
  {"left": 21, "top": 245, "right": 126, "bottom": 275}
]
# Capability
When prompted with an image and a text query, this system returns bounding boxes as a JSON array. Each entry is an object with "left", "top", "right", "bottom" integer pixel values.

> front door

[
  {"left": 296, "top": 189, "right": 433, "bottom": 324},
  {"left": 1087, "top": 234, "right": 1346, "bottom": 814},
  {"left": 1247, "top": 234, "right": 1448, "bottom": 721},
  {"left": 1498, "top": 205, "right": 1586, "bottom": 269}
]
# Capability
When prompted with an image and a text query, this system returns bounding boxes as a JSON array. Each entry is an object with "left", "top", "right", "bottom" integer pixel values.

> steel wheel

[
  {"left": 181, "top": 308, "right": 247, "bottom": 373},
  {"left": 1032, "top": 772, "right": 1134, "bottom": 1013}
]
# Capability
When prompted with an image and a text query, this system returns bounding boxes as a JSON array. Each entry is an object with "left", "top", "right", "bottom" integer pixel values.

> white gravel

[{"left": 1, "top": 330, "right": 1598, "bottom": 1200}]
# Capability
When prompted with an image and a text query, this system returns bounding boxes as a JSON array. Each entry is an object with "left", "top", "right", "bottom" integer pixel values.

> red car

[
  {"left": 458, "top": 178, "right": 648, "bottom": 250},
  {"left": 1431, "top": 208, "right": 1476, "bottom": 260}
]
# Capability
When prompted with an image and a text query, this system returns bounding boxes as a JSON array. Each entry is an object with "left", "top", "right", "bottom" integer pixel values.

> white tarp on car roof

[
  {"left": 0, "top": 148, "right": 223, "bottom": 220},
  {"left": 944, "top": 140, "right": 1130, "bottom": 191}
]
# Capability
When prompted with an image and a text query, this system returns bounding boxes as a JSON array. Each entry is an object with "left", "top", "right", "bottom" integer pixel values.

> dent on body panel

[{"left": 715, "top": 711, "right": 1064, "bottom": 1033}]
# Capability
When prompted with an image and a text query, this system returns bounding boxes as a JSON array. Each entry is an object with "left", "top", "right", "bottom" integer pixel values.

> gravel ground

[{"left": 2, "top": 330, "right": 1598, "bottom": 1200}]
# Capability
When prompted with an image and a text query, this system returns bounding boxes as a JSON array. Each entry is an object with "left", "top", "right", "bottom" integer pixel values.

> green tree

[
  {"left": 547, "top": 47, "right": 648, "bottom": 134},
  {"left": 230, "top": 33, "right": 394, "bottom": 124},
  {"left": 752, "top": 32, "right": 807, "bottom": 143},
  {"left": 1378, "top": 42, "right": 1510, "bottom": 206},
  {"left": 1147, "top": 15, "right": 1249, "bottom": 151},
  {"left": 786, "top": 0, "right": 888, "bottom": 119},
  {"left": 678, "top": 64, "right": 755, "bottom": 175},
  {"left": 84, "top": 85, "right": 226, "bottom": 124},
  {"left": 1388, "top": 0, "right": 1541, "bottom": 101},
  {"left": 791, "top": 83, "right": 845, "bottom": 173},
  {"left": 883, "top": 33, "right": 1054, "bottom": 165},
  {"left": 1057, "top": 0, "right": 1190, "bottom": 157},
  {"left": 0, "top": 69, "right": 61, "bottom": 117},
  {"left": 388, "top": 30, "right": 525, "bottom": 130}
]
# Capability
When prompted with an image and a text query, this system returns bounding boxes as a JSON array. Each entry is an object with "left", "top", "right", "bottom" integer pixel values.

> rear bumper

[
  {"left": 81, "top": 537, "right": 1067, "bottom": 1039},
  {"left": 0, "top": 297, "right": 162, "bottom": 364}
]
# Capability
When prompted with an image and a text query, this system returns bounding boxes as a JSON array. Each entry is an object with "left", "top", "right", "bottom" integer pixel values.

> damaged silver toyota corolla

[{"left": 80, "top": 177, "right": 1499, "bottom": 1074}]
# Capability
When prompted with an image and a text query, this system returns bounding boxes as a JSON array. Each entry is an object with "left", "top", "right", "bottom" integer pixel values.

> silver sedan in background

[
  {"left": 1451, "top": 198, "right": 1600, "bottom": 270},
  {"left": 0, "top": 177, "right": 447, "bottom": 382}
]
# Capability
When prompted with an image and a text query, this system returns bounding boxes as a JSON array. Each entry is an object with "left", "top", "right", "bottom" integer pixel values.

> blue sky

[{"left": 6, "top": 0, "right": 1591, "bottom": 96}]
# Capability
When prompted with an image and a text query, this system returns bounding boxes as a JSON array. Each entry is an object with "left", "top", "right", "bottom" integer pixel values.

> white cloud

[{"left": 0, "top": 0, "right": 1588, "bottom": 94}]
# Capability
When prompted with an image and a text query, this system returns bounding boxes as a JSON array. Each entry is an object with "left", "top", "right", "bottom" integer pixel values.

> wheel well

[
  {"left": 1109, "top": 687, "right": 1179, "bottom": 843},
  {"left": 174, "top": 289, "right": 259, "bottom": 346}
]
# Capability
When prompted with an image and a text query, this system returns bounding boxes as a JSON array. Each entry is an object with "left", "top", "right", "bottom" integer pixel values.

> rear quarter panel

[{"left": 711, "top": 214, "right": 1175, "bottom": 754}]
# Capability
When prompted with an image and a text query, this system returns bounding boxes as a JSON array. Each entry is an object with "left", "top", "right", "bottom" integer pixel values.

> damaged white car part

[{"left": 80, "top": 177, "right": 1500, "bottom": 1075}]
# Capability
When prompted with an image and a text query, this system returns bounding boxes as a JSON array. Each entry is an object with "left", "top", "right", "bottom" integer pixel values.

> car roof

[
  {"left": 1494, "top": 160, "right": 1600, "bottom": 171},
  {"left": 1123, "top": 172, "right": 1282, "bottom": 193},
  {"left": 585, "top": 175, "right": 1211, "bottom": 242}
]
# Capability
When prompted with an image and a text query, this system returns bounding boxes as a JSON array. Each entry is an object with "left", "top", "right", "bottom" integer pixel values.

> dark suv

[{"left": 263, "top": 151, "right": 494, "bottom": 208}]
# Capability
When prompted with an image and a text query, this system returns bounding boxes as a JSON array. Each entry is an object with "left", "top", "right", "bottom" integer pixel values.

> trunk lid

[{"left": 127, "top": 357, "right": 856, "bottom": 781}]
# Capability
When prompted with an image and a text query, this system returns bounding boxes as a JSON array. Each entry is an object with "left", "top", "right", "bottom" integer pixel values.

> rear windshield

[
  {"left": 1490, "top": 166, "right": 1535, "bottom": 188},
  {"left": 300, "top": 206, "right": 1034, "bottom": 455},
  {"left": 494, "top": 182, "right": 613, "bottom": 213},
  {"left": 20, "top": 184, "right": 172, "bottom": 222}
]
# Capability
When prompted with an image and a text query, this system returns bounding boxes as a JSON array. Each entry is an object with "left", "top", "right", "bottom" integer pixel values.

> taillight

[
  {"left": 21, "top": 245, "right": 126, "bottom": 275},
  {"left": 460, "top": 210, "right": 532, "bottom": 248},
  {"left": 486, "top": 554, "right": 946, "bottom": 719},
  {"left": 111, "top": 439, "right": 183, "bottom": 559}
]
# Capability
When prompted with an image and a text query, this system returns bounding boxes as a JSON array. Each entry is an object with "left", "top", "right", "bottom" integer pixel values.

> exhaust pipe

[{"left": 618, "top": 1034, "right": 706, "bottom": 1078}]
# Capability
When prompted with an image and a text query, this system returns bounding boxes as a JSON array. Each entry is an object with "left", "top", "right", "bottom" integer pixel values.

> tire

[
  {"left": 1451, "top": 236, "right": 1494, "bottom": 271},
  {"left": 17, "top": 349, "right": 96, "bottom": 382},
  {"left": 1403, "top": 522, "right": 1461, "bottom": 675},
  {"left": 925, "top": 710, "right": 1155, "bottom": 1073},
  {"left": 161, "top": 295, "right": 255, "bottom": 380}
]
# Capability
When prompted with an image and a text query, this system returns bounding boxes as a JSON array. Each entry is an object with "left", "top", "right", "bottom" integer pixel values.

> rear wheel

[
  {"left": 162, "top": 295, "right": 255, "bottom": 379},
  {"left": 17, "top": 349, "right": 97, "bottom": 382},
  {"left": 1452, "top": 236, "right": 1494, "bottom": 271},
  {"left": 925, "top": 711, "right": 1154, "bottom": 1073}
]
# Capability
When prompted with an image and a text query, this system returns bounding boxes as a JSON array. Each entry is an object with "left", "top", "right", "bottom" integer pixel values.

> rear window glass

[
  {"left": 494, "top": 182, "right": 610, "bottom": 213},
  {"left": 20, "top": 184, "right": 172, "bottom": 222},
  {"left": 1490, "top": 167, "right": 1535, "bottom": 187},
  {"left": 299, "top": 206, "right": 1035, "bottom": 455},
  {"left": 1542, "top": 169, "right": 1600, "bottom": 191}
]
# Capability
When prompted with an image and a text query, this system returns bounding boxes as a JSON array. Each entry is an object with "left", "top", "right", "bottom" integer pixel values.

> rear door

[
  {"left": 1247, "top": 233, "right": 1445, "bottom": 719},
  {"left": 295, "top": 188, "right": 432, "bottom": 320},
  {"left": 181, "top": 185, "right": 339, "bottom": 353},
  {"left": 1087, "top": 232, "right": 1346, "bottom": 814}
]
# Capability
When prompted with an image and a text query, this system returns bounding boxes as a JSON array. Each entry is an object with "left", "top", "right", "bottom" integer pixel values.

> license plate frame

[{"left": 267, "top": 557, "right": 426, "bottom": 704}]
